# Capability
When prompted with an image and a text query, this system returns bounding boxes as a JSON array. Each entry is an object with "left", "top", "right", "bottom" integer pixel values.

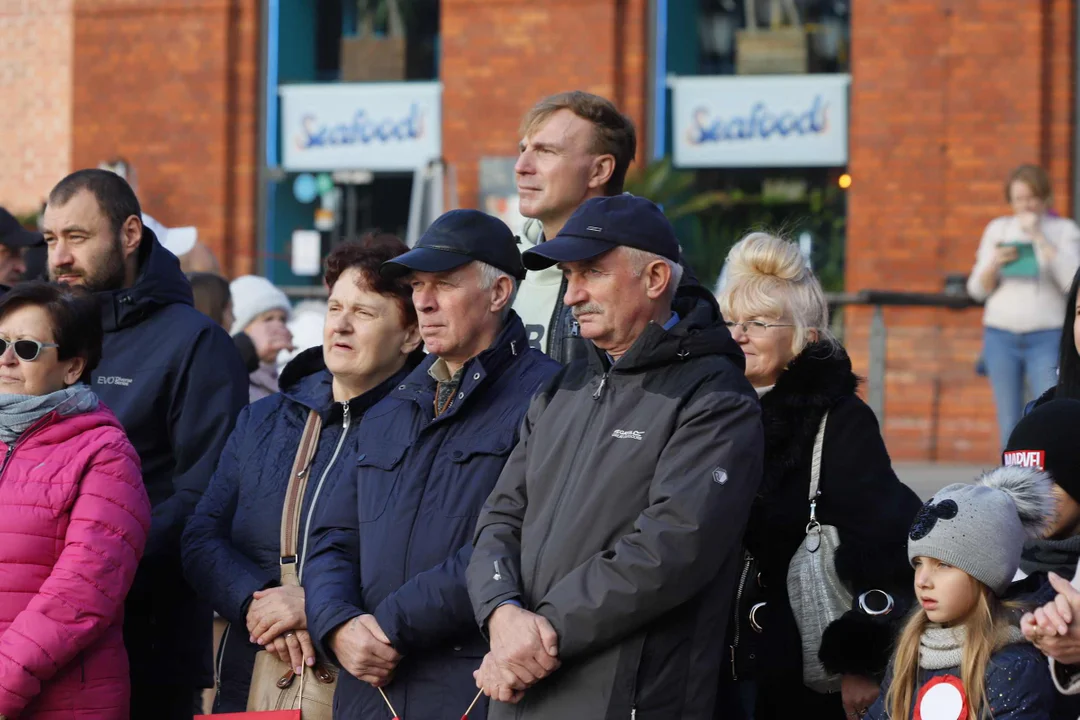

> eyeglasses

[
  {"left": 725, "top": 320, "right": 795, "bottom": 338},
  {"left": 0, "top": 338, "right": 60, "bottom": 362}
]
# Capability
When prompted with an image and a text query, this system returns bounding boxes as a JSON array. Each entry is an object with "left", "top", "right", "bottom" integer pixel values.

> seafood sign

[
  {"left": 672, "top": 74, "right": 850, "bottom": 168},
  {"left": 281, "top": 82, "right": 442, "bottom": 171}
]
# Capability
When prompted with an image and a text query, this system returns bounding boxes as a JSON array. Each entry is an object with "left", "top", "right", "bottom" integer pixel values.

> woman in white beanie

[{"left": 230, "top": 275, "right": 294, "bottom": 402}]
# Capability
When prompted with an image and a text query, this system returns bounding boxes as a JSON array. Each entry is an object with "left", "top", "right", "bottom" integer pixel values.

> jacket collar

[
  {"left": 280, "top": 345, "right": 424, "bottom": 423},
  {"left": 96, "top": 227, "right": 194, "bottom": 332},
  {"left": 584, "top": 292, "right": 741, "bottom": 375},
  {"left": 391, "top": 311, "right": 530, "bottom": 420},
  {"left": 759, "top": 342, "right": 858, "bottom": 492}
]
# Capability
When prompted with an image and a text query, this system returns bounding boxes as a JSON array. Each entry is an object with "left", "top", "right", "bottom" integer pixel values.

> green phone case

[{"left": 1000, "top": 242, "right": 1039, "bottom": 278}]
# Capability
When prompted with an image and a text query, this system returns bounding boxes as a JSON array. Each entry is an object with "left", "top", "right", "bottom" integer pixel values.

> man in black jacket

[
  {"left": 511, "top": 91, "right": 715, "bottom": 365},
  {"left": 467, "top": 195, "right": 764, "bottom": 719},
  {"left": 43, "top": 169, "right": 248, "bottom": 720}
]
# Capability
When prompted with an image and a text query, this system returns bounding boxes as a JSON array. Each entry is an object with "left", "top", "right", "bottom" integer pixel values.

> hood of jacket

[
  {"left": 518, "top": 218, "right": 564, "bottom": 286},
  {"left": 586, "top": 290, "right": 742, "bottom": 374},
  {"left": 98, "top": 227, "right": 194, "bottom": 332},
  {"left": 759, "top": 342, "right": 858, "bottom": 492},
  {"left": 279, "top": 344, "right": 426, "bottom": 421}
]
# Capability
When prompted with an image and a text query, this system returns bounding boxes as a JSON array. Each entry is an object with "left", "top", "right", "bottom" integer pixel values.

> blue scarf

[{"left": 0, "top": 384, "right": 99, "bottom": 446}]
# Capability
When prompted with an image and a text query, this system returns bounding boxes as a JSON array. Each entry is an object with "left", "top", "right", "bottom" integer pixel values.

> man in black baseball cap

[
  {"left": 0, "top": 207, "right": 44, "bottom": 285},
  {"left": 303, "top": 210, "right": 559, "bottom": 720}
]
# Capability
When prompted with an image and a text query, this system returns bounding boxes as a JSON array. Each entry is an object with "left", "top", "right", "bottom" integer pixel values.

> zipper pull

[
  {"left": 631, "top": 707, "right": 637, "bottom": 720},
  {"left": 342, "top": 401, "right": 350, "bottom": 429},
  {"left": 493, "top": 560, "right": 503, "bottom": 582},
  {"left": 592, "top": 374, "right": 607, "bottom": 400},
  {"left": 731, "top": 645, "right": 737, "bottom": 680}
]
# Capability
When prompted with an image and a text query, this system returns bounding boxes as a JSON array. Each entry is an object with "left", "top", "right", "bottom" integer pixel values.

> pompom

[{"left": 976, "top": 466, "right": 1054, "bottom": 538}]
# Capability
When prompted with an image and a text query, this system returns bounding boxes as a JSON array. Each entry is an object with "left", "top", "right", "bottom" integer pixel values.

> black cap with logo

[
  {"left": 381, "top": 209, "right": 526, "bottom": 281},
  {"left": 522, "top": 194, "right": 679, "bottom": 271}
]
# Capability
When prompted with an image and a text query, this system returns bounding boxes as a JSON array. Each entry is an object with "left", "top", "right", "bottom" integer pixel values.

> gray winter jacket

[{"left": 467, "top": 296, "right": 764, "bottom": 719}]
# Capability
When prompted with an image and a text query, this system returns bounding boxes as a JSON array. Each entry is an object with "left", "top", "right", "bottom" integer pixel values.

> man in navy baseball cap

[
  {"left": 521, "top": 194, "right": 680, "bottom": 271},
  {"left": 0, "top": 207, "right": 44, "bottom": 285},
  {"left": 382, "top": 209, "right": 526, "bottom": 281}
]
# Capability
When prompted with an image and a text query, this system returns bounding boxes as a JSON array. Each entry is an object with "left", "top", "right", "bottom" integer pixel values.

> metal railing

[{"left": 824, "top": 290, "right": 980, "bottom": 422}]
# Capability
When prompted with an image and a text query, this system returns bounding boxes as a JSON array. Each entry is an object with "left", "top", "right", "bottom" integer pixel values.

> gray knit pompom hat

[{"left": 907, "top": 466, "right": 1054, "bottom": 595}]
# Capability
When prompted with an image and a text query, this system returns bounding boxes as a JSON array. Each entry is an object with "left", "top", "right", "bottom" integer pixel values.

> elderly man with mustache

[{"left": 467, "top": 194, "right": 764, "bottom": 720}]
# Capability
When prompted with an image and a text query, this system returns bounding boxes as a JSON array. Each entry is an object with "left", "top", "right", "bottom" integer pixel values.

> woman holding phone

[{"left": 968, "top": 164, "right": 1080, "bottom": 448}]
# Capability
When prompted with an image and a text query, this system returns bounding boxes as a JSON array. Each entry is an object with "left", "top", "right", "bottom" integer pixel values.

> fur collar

[{"left": 759, "top": 342, "right": 859, "bottom": 493}]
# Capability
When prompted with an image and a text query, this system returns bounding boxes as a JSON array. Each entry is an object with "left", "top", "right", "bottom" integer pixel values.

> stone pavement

[{"left": 896, "top": 463, "right": 993, "bottom": 500}]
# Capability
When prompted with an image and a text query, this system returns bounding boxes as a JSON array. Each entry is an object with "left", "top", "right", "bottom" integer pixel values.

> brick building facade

[
  {"left": 847, "top": 0, "right": 1076, "bottom": 461},
  {"left": 1, "top": 0, "right": 1076, "bottom": 461}
]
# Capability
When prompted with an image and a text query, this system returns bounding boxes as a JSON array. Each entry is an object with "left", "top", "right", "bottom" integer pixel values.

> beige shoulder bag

[{"left": 247, "top": 410, "right": 338, "bottom": 719}]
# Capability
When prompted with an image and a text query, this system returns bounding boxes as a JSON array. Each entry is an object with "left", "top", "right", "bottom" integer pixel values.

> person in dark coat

[
  {"left": 715, "top": 232, "right": 923, "bottom": 720},
  {"left": 41, "top": 169, "right": 249, "bottom": 720},
  {"left": 181, "top": 234, "right": 425, "bottom": 712},
  {"left": 1026, "top": 265, "right": 1080, "bottom": 415},
  {"left": 304, "top": 210, "right": 560, "bottom": 720},
  {"left": 1003, "top": 400, "right": 1080, "bottom": 720},
  {"left": 467, "top": 195, "right": 764, "bottom": 720}
]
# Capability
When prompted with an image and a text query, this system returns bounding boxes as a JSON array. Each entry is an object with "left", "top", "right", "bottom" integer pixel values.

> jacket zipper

[
  {"left": 215, "top": 623, "right": 231, "bottom": 698},
  {"left": 730, "top": 550, "right": 753, "bottom": 680},
  {"left": 547, "top": 274, "right": 568, "bottom": 357},
  {"left": 0, "top": 444, "right": 14, "bottom": 479},
  {"left": 0, "top": 414, "right": 52, "bottom": 481},
  {"left": 298, "top": 402, "right": 351, "bottom": 582}
]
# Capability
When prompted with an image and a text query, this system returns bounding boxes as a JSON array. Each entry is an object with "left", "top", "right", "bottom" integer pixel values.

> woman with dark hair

[
  {"left": 967, "top": 164, "right": 1080, "bottom": 446},
  {"left": 188, "top": 271, "right": 234, "bottom": 329},
  {"left": 181, "top": 233, "right": 425, "bottom": 712},
  {"left": 0, "top": 282, "right": 149, "bottom": 719}
]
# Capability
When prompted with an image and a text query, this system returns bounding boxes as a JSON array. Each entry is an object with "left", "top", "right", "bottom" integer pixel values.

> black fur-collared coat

[{"left": 718, "top": 342, "right": 922, "bottom": 719}]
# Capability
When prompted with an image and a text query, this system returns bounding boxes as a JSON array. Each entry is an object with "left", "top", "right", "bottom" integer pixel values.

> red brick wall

[
  {"left": 847, "top": 0, "right": 1075, "bottom": 462},
  {"left": 71, "top": 0, "right": 259, "bottom": 276},
  {"left": 441, "top": 0, "right": 649, "bottom": 210},
  {"left": 0, "top": 0, "right": 73, "bottom": 216}
]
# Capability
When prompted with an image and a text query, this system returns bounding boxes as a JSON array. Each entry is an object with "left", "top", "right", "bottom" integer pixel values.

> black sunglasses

[{"left": 0, "top": 338, "right": 60, "bottom": 362}]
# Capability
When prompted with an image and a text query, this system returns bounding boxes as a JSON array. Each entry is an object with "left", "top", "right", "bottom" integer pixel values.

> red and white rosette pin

[{"left": 914, "top": 675, "right": 968, "bottom": 720}]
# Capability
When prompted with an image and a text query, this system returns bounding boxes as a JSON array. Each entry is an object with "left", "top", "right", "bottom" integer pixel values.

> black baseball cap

[
  {"left": 381, "top": 209, "right": 526, "bottom": 281},
  {"left": 0, "top": 208, "right": 44, "bottom": 249},
  {"left": 522, "top": 195, "right": 679, "bottom": 271}
]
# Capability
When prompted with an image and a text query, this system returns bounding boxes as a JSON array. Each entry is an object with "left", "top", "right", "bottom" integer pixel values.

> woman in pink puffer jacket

[{"left": 0, "top": 283, "right": 149, "bottom": 719}]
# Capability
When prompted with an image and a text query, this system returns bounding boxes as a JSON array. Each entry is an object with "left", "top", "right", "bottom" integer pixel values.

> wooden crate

[
  {"left": 735, "top": 27, "right": 808, "bottom": 75},
  {"left": 340, "top": 35, "right": 407, "bottom": 82}
]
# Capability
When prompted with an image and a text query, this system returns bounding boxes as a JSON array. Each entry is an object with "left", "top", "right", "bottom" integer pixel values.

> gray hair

[
  {"left": 621, "top": 246, "right": 684, "bottom": 303},
  {"left": 476, "top": 261, "right": 519, "bottom": 320}
]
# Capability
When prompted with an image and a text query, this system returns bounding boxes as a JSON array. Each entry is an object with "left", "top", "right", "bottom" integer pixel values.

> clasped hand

[
  {"left": 246, "top": 585, "right": 315, "bottom": 674},
  {"left": 474, "top": 604, "right": 560, "bottom": 704},
  {"left": 1022, "top": 572, "right": 1080, "bottom": 664},
  {"left": 330, "top": 614, "right": 402, "bottom": 687}
]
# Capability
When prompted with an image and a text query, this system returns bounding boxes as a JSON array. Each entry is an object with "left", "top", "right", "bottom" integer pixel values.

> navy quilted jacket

[
  {"left": 866, "top": 643, "right": 1053, "bottom": 719},
  {"left": 304, "top": 314, "right": 560, "bottom": 720},
  {"left": 181, "top": 346, "right": 420, "bottom": 712}
]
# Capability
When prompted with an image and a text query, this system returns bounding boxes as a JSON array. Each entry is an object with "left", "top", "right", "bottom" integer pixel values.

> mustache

[
  {"left": 50, "top": 265, "right": 82, "bottom": 277},
  {"left": 572, "top": 303, "right": 604, "bottom": 318}
]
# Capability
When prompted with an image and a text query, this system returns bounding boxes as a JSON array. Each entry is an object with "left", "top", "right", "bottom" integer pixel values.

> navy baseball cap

[
  {"left": 522, "top": 195, "right": 679, "bottom": 271},
  {"left": 381, "top": 209, "right": 526, "bottom": 281},
  {"left": 0, "top": 208, "right": 44, "bottom": 249}
]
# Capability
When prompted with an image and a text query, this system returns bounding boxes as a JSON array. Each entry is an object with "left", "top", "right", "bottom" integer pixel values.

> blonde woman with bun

[{"left": 716, "top": 232, "right": 923, "bottom": 720}]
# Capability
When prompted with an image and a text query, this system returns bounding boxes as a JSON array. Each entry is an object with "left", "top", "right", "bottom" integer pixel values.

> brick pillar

[
  {"left": 71, "top": 0, "right": 259, "bottom": 277},
  {"left": 0, "top": 0, "right": 74, "bottom": 215},
  {"left": 847, "top": 0, "right": 1076, "bottom": 462},
  {"left": 440, "top": 0, "right": 649, "bottom": 211}
]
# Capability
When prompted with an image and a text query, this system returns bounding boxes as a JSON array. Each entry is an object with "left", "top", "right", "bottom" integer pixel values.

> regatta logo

[
  {"left": 612, "top": 429, "right": 645, "bottom": 441},
  {"left": 685, "top": 95, "right": 829, "bottom": 145},
  {"left": 295, "top": 104, "right": 426, "bottom": 150},
  {"left": 1003, "top": 450, "right": 1045, "bottom": 469},
  {"left": 96, "top": 376, "right": 133, "bottom": 387}
]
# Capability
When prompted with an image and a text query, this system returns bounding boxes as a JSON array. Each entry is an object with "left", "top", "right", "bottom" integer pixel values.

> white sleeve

[{"left": 967, "top": 219, "right": 1005, "bottom": 301}]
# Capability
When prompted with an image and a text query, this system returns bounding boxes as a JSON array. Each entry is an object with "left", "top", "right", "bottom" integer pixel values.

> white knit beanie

[{"left": 229, "top": 275, "right": 292, "bottom": 336}]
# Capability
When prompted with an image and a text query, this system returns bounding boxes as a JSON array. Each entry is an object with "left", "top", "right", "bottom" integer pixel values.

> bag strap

[
  {"left": 808, "top": 410, "right": 829, "bottom": 501},
  {"left": 279, "top": 410, "right": 322, "bottom": 586}
]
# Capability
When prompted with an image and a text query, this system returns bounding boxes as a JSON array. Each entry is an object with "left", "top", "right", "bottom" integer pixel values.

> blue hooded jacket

[
  {"left": 91, "top": 230, "right": 249, "bottom": 686},
  {"left": 182, "top": 346, "right": 422, "bottom": 712},
  {"left": 304, "top": 313, "right": 560, "bottom": 720}
]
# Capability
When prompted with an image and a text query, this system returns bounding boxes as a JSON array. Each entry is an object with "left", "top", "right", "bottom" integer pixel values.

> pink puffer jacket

[{"left": 0, "top": 402, "right": 149, "bottom": 719}]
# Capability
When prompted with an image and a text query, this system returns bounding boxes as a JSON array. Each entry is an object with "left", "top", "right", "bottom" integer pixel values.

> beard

[{"left": 50, "top": 237, "right": 127, "bottom": 293}]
